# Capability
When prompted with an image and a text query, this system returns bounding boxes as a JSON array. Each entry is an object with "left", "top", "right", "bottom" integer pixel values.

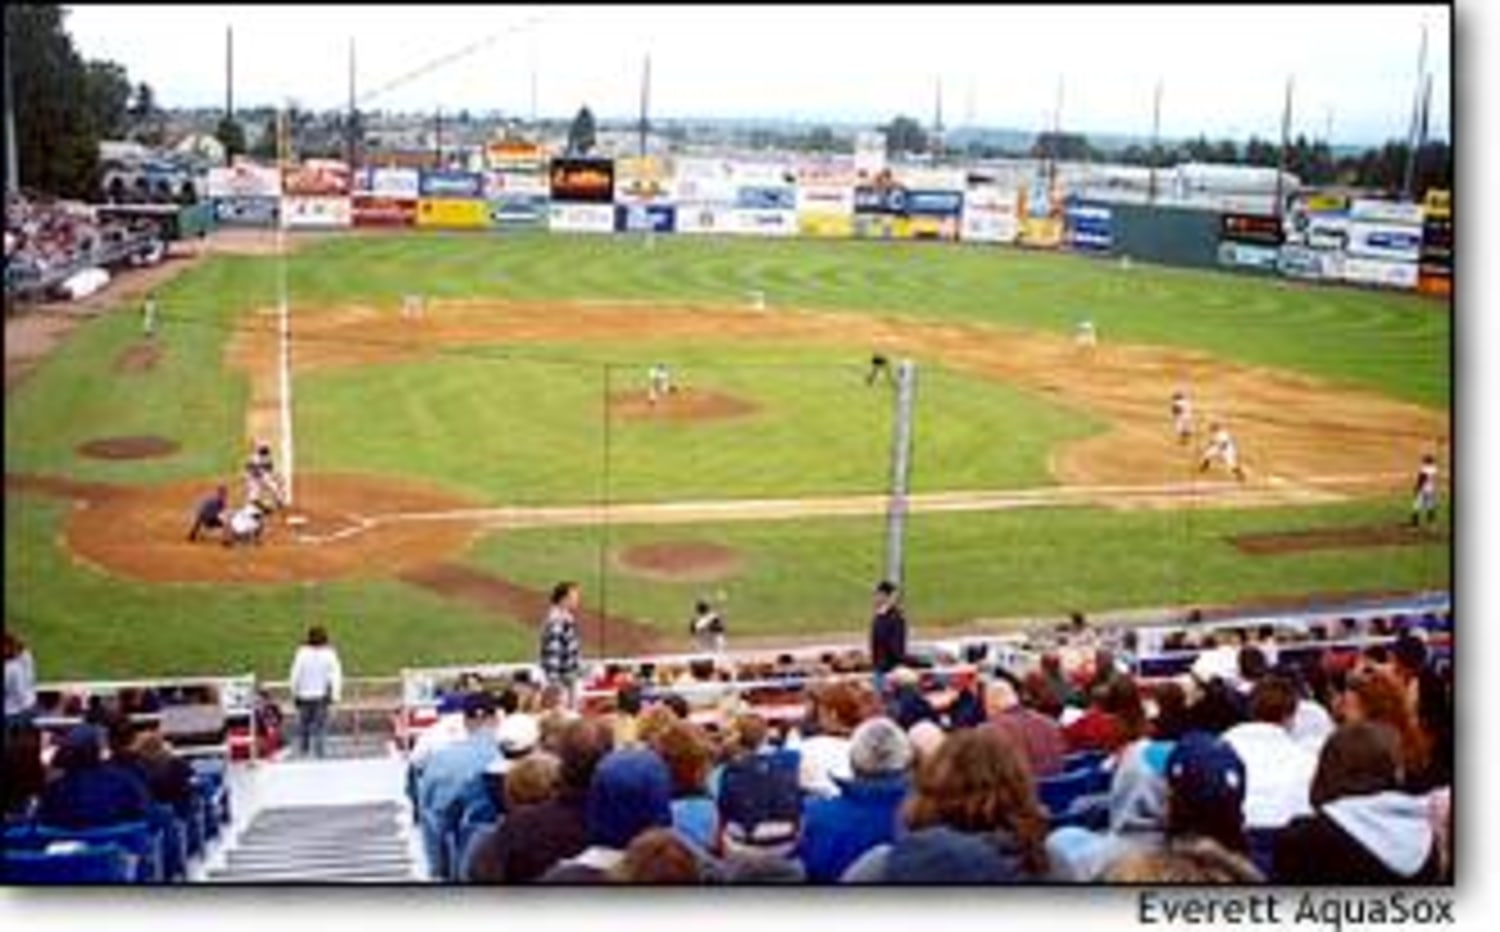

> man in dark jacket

[
  {"left": 37, "top": 724, "right": 151, "bottom": 830},
  {"left": 869, "top": 581, "right": 908, "bottom": 681}
]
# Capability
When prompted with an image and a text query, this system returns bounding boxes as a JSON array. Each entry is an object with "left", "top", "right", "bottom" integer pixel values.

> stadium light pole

[
  {"left": 277, "top": 103, "right": 294, "bottom": 508},
  {"left": 4, "top": 23, "right": 17, "bottom": 197}
]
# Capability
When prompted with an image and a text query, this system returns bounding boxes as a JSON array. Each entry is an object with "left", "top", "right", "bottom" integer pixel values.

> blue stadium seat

[
  {"left": 3, "top": 844, "right": 134, "bottom": 884},
  {"left": 1062, "top": 750, "right": 1108, "bottom": 774},
  {"left": 36, "top": 821, "right": 163, "bottom": 884},
  {"left": 1037, "top": 769, "right": 1094, "bottom": 819},
  {"left": 145, "top": 803, "right": 188, "bottom": 882}
]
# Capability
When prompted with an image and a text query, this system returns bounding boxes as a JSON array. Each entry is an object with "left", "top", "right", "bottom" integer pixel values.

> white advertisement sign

[
  {"left": 674, "top": 204, "right": 735, "bottom": 234},
  {"left": 729, "top": 160, "right": 796, "bottom": 187},
  {"left": 369, "top": 168, "right": 420, "bottom": 199},
  {"left": 1342, "top": 256, "right": 1420, "bottom": 289},
  {"left": 1346, "top": 221, "right": 1424, "bottom": 263},
  {"left": 547, "top": 202, "right": 615, "bottom": 233},
  {"left": 961, "top": 208, "right": 1020, "bottom": 244},
  {"left": 207, "top": 162, "right": 282, "bottom": 198},
  {"left": 728, "top": 208, "right": 797, "bottom": 237},
  {"left": 486, "top": 171, "right": 549, "bottom": 198},
  {"left": 895, "top": 167, "right": 967, "bottom": 192},
  {"left": 1348, "top": 198, "right": 1425, "bottom": 225},
  {"left": 795, "top": 185, "right": 856, "bottom": 215},
  {"left": 281, "top": 196, "right": 352, "bottom": 228}
]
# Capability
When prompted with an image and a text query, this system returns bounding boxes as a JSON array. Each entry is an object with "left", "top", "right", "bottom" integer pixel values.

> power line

[{"left": 354, "top": 16, "right": 540, "bottom": 110}]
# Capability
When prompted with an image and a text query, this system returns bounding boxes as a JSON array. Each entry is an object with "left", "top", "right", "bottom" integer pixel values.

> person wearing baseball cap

[
  {"left": 1164, "top": 731, "right": 1251, "bottom": 860},
  {"left": 869, "top": 580, "right": 909, "bottom": 694}
]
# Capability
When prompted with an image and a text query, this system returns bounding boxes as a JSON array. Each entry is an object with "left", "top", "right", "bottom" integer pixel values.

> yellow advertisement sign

[
  {"left": 853, "top": 215, "right": 911, "bottom": 239},
  {"left": 1423, "top": 188, "right": 1451, "bottom": 220},
  {"left": 906, "top": 215, "right": 960, "bottom": 240},
  {"left": 797, "top": 213, "right": 853, "bottom": 238},
  {"left": 416, "top": 198, "right": 490, "bottom": 229},
  {"left": 1018, "top": 217, "right": 1063, "bottom": 248}
]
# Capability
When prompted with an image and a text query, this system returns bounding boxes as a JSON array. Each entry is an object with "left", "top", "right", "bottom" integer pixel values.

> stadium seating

[
  {"left": 35, "top": 821, "right": 163, "bottom": 884},
  {"left": 2, "top": 845, "right": 135, "bottom": 884}
]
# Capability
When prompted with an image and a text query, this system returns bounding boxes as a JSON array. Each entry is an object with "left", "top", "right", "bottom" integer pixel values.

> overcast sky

[{"left": 64, "top": 3, "right": 1452, "bottom": 145}]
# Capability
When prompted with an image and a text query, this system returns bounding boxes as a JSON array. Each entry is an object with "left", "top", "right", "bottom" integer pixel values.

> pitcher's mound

[
  {"left": 616, "top": 540, "right": 743, "bottom": 582},
  {"left": 77, "top": 435, "right": 180, "bottom": 460},
  {"left": 607, "top": 388, "right": 758, "bottom": 423}
]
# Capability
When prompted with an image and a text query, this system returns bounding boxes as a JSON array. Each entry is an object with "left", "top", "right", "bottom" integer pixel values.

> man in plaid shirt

[{"left": 539, "top": 581, "right": 583, "bottom": 708}]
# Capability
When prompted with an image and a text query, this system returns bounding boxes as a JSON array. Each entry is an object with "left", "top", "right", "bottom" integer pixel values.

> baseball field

[{"left": 4, "top": 230, "right": 1451, "bottom": 680}]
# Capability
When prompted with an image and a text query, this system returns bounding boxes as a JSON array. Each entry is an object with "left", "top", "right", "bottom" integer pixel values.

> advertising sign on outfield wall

[
  {"left": 1017, "top": 216, "right": 1063, "bottom": 248},
  {"left": 281, "top": 195, "right": 352, "bottom": 228},
  {"left": 485, "top": 171, "right": 549, "bottom": 198},
  {"left": 1422, "top": 189, "right": 1451, "bottom": 220},
  {"left": 211, "top": 196, "right": 278, "bottom": 226},
  {"left": 730, "top": 161, "right": 796, "bottom": 188},
  {"left": 415, "top": 198, "right": 490, "bottom": 228},
  {"left": 352, "top": 195, "right": 417, "bottom": 227},
  {"left": 1417, "top": 273, "right": 1452, "bottom": 298},
  {"left": 548, "top": 202, "right": 615, "bottom": 234},
  {"left": 615, "top": 204, "right": 677, "bottom": 234},
  {"left": 894, "top": 168, "right": 966, "bottom": 193},
  {"left": 1219, "top": 212, "right": 1284, "bottom": 247},
  {"left": 674, "top": 205, "right": 733, "bottom": 234},
  {"left": 354, "top": 167, "right": 421, "bottom": 199},
  {"left": 1348, "top": 198, "right": 1424, "bottom": 225},
  {"left": 420, "top": 170, "right": 485, "bottom": 200},
  {"left": 907, "top": 215, "right": 960, "bottom": 240},
  {"left": 614, "top": 156, "right": 676, "bottom": 205},
  {"left": 904, "top": 190, "right": 964, "bottom": 217},
  {"left": 1346, "top": 222, "right": 1424, "bottom": 263},
  {"left": 797, "top": 213, "right": 854, "bottom": 238},
  {"left": 728, "top": 209, "right": 797, "bottom": 237},
  {"left": 1342, "top": 256, "right": 1419, "bottom": 289},
  {"left": 283, "top": 160, "right": 351, "bottom": 197},
  {"left": 488, "top": 194, "right": 547, "bottom": 227},
  {"left": 548, "top": 158, "right": 616, "bottom": 204},
  {"left": 960, "top": 207, "right": 1019, "bottom": 244},
  {"left": 485, "top": 140, "right": 545, "bottom": 170},
  {"left": 795, "top": 185, "right": 855, "bottom": 215},
  {"left": 734, "top": 186, "right": 797, "bottom": 211},
  {"left": 853, "top": 184, "right": 910, "bottom": 216},
  {"left": 1277, "top": 245, "right": 1344, "bottom": 281},
  {"left": 1065, "top": 198, "right": 1114, "bottom": 252},
  {"left": 1217, "top": 241, "right": 1281, "bottom": 273},
  {"left": 207, "top": 162, "right": 282, "bottom": 199},
  {"left": 853, "top": 214, "right": 911, "bottom": 240}
]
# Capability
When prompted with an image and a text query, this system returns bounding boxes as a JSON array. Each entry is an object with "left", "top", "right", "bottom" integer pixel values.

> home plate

[{"left": 286, "top": 514, "right": 310, "bottom": 528}]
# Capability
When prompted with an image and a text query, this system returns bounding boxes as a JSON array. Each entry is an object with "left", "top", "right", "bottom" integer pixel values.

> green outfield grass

[{"left": 3, "top": 232, "right": 1451, "bottom": 678}]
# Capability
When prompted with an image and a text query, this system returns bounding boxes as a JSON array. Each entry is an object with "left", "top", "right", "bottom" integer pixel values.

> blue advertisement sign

[
  {"left": 853, "top": 185, "right": 909, "bottom": 215},
  {"left": 488, "top": 194, "right": 548, "bottom": 226},
  {"left": 614, "top": 204, "right": 677, "bottom": 233},
  {"left": 904, "top": 190, "right": 964, "bottom": 217},
  {"left": 419, "top": 170, "right": 485, "bottom": 199},
  {"left": 734, "top": 186, "right": 796, "bottom": 211},
  {"left": 212, "top": 196, "right": 278, "bottom": 226}
]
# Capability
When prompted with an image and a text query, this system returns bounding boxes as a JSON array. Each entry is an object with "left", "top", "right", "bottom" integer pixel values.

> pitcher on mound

[{"left": 1199, "top": 421, "right": 1246, "bottom": 482}]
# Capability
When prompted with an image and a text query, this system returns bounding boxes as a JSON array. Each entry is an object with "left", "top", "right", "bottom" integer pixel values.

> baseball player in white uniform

[
  {"left": 1411, "top": 454, "right": 1440, "bottom": 527},
  {"left": 1199, "top": 422, "right": 1246, "bottom": 481},
  {"left": 647, "top": 363, "right": 673, "bottom": 405},
  {"left": 1075, "top": 319, "right": 1097, "bottom": 348},
  {"left": 401, "top": 293, "right": 424, "bottom": 320},
  {"left": 223, "top": 502, "right": 268, "bottom": 548},
  {"left": 1171, "top": 390, "right": 1194, "bottom": 444}
]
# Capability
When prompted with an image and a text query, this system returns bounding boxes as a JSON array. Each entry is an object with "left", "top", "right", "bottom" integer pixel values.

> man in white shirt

[
  {"left": 288, "top": 625, "right": 343, "bottom": 758},
  {"left": 1221, "top": 675, "right": 1316, "bottom": 830}
]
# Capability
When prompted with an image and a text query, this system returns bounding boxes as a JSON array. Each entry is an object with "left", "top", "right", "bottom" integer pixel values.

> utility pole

[
  {"left": 434, "top": 106, "right": 443, "bottom": 167},
  {"left": 1274, "top": 75, "right": 1294, "bottom": 219},
  {"left": 638, "top": 54, "right": 650, "bottom": 158},
  {"left": 884, "top": 360, "right": 917, "bottom": 589},
  {"left": 1148, "top": 79, "right": 1163, "bottom": 205},
  {"left": 347, "top": 37, "right": 357, "bottom": 169},
  {"left": 226, "top": 26, "right": 234, "bottom": 119},
  {"left": 4, "top": 24, "right": 18, "bottom": 196},
  {"left": 1401, "top": 23, "right": 1429, "bottom": 200},
  {"left": 932, "top": 76, "right": 944, "bottom": 161}
]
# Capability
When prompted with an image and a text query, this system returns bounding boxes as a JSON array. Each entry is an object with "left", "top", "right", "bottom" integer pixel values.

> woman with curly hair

[
  {"left": 839, "top": 726, "right": 1049, "bottom": 882},
  {"left": 1339, "top": 666, "right": 1433, "bottom": 792}
]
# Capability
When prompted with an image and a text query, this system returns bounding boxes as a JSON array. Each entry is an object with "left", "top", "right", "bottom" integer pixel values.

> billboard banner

[
  {"left": 1277, "top": 245, "right": 1344, "bottom": 281},
  {"left": 961, "top": 205, "right": 1019, "bottom": 244},
  {"left": 1422, "top": 189, "right": 1451, "bottom": 221},
  {"left": 674, "top": 204, "right": 734, "bottom": 235},
  {"left": 354, "top": 167, "right": 421, "bottom": 199},
  {"left": 730, "top": 161, "right": 796, "bottom": 188},
  {"left": 894, "top": 167, "right": 966, "bottom": 192},
  {"left": 283, "top": 160, "right": 351, "bottom": 197},
  {"left": 548, "top": 202, "right": 615, "bottom": 233},
  {"left": 795, "top": 185, "right": 855, "bottom": 215},
  {"left": 735, "top": 186, "right": 797, "bottom": 211},
  {"left": 729, "top": 208, "right": 797, "bottom": 237},
  {"left": 615, "top": 203, "right": 677, "bottom": 234},
  {"left": 1346, "top": 222, "right": 1424, "bottom": 263},
  {"left": 1342, "top": 256, "right": 1419, "bottom": 290},
  {"left": 420, "top": 170, "right": 485, "bottom": 199},
  {"left": 487, "top": 194, "right": 547, "bottom": 227},
  {"left": 1017, "top": 216, "right": 1063, "bottom": 248},
  {"left": 485, "top": 171, "right": 549, "bottom": 198},
  {"left": 1284, "top": 195, "right": 1350, "bottom": 251},
  {"left": 1065, "top": 198, "right": 1113, "bottom": 251},
  {"left": 485, "top": 139, "right": 545, "bottom": 170},
  {"left": 352, "top": 195, "right": 417, "bottom": 226},
  {"left": 853, "top": 184, "right": 909, "bottom": 216},
  {"left": 415, "top": 197, "right": 489, "bottom": 229},
  {"left": 1348, "top": 198, "right": 1424, "bottom": 225},
  {"left": 905, "top": 190, "right": 964, "bottom": 217},
  {"left": 1421, "top": 216, "right": 1453, "bottom": 272},
  {"left": 796, "top": 162, "right": 859, "bottom": 188},
  {"left": 282, "top": 195, "right": 352, "bottom": 228},
  {"left": 1220, "top": 212, "right": 1284, "bottom": 247},
  {"left": 211, "top": 196, "right": 278, "bottom": 226},
  {"left": 797, "top": 212, "right": 854, "bottom": 238},
  {"left": 548, "top": 158, "right": 616, "bottom": 204},
  {"left": 853, "top": 214, "right": 911, "bottom": 240},
  {"left": 1416, "top": 272, "right": 1452, "bottom": 298},
  {"left": 207, "top": 162, "right": 282, "bottom": 199},
  {"left": 906, "top": 215, "right": 960, "bottom": 240},
  {"left": 614, "top": 156, "right": 676, "bottom": 205},
  {"left": 1217, "top": 241, "right": 1281, "bottom": 272}
]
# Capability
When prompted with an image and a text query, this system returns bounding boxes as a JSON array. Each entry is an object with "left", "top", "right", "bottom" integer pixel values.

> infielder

[
  {"left": 1199, "top": 422, "right": 1246, "bottom": 481},
  {"left": 866, "top": 352, "right": 894, "bottom": 387},
  {"left": 401, "top": 293, "right": 424, "bottom": 320},
  {"left": 1411, "top": 454, "right": 1440, "bottom": 527},
  {"left": 647, "top": 362, "right": 674, "bottom": 405},
  {"left": 1171, "top": 390, "right": 1194, "bottom": 444},
  {"left": 142, "top": 292, "right": 158, "bottom": 338},
  {"left": 690, "top": 599, "right": 726, "bottom": 656},
  {"left": 1075, "top": 319, "right": 1098, "bottom": 348}
]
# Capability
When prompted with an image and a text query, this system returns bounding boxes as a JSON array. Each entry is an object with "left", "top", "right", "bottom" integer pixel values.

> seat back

[
  {"left": 2, "top": 844, "right": 134, "bottom": 884},
  {"left": 37, "top": 821, "right": 162, "bottom": 883},
  {"left": 1036, "top": 769, "right": 1092, "bottom": 818}
]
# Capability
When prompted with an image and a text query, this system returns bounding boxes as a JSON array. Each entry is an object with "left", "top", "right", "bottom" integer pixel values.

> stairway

[{"left": 207, "top": 800, "right": 419, "bottom": 882}]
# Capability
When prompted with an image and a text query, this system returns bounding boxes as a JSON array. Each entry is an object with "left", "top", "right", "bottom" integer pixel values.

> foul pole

[
  {"left": 277, "top": 105, "right": 294, "bottom": 506},
  {"left": 884, "top": 360, "right": 917, "bottom": 588}
]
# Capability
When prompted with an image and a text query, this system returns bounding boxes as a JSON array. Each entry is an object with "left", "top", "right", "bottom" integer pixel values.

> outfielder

[
  {"left": 1411, "top": 454, "right": 1440, "bottom": 527},
  {"left": 1171, "top": 390, "right": 1194, "bottom": 444},
  {"left": 142, "top": 291, "right": 158, "bottom": 338},
  {"left": 647, "top": 362, "right": 674, "bottom": 405},
  {"left": 1199, "top": 422, "right": 1246, "bottom": 481}
]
